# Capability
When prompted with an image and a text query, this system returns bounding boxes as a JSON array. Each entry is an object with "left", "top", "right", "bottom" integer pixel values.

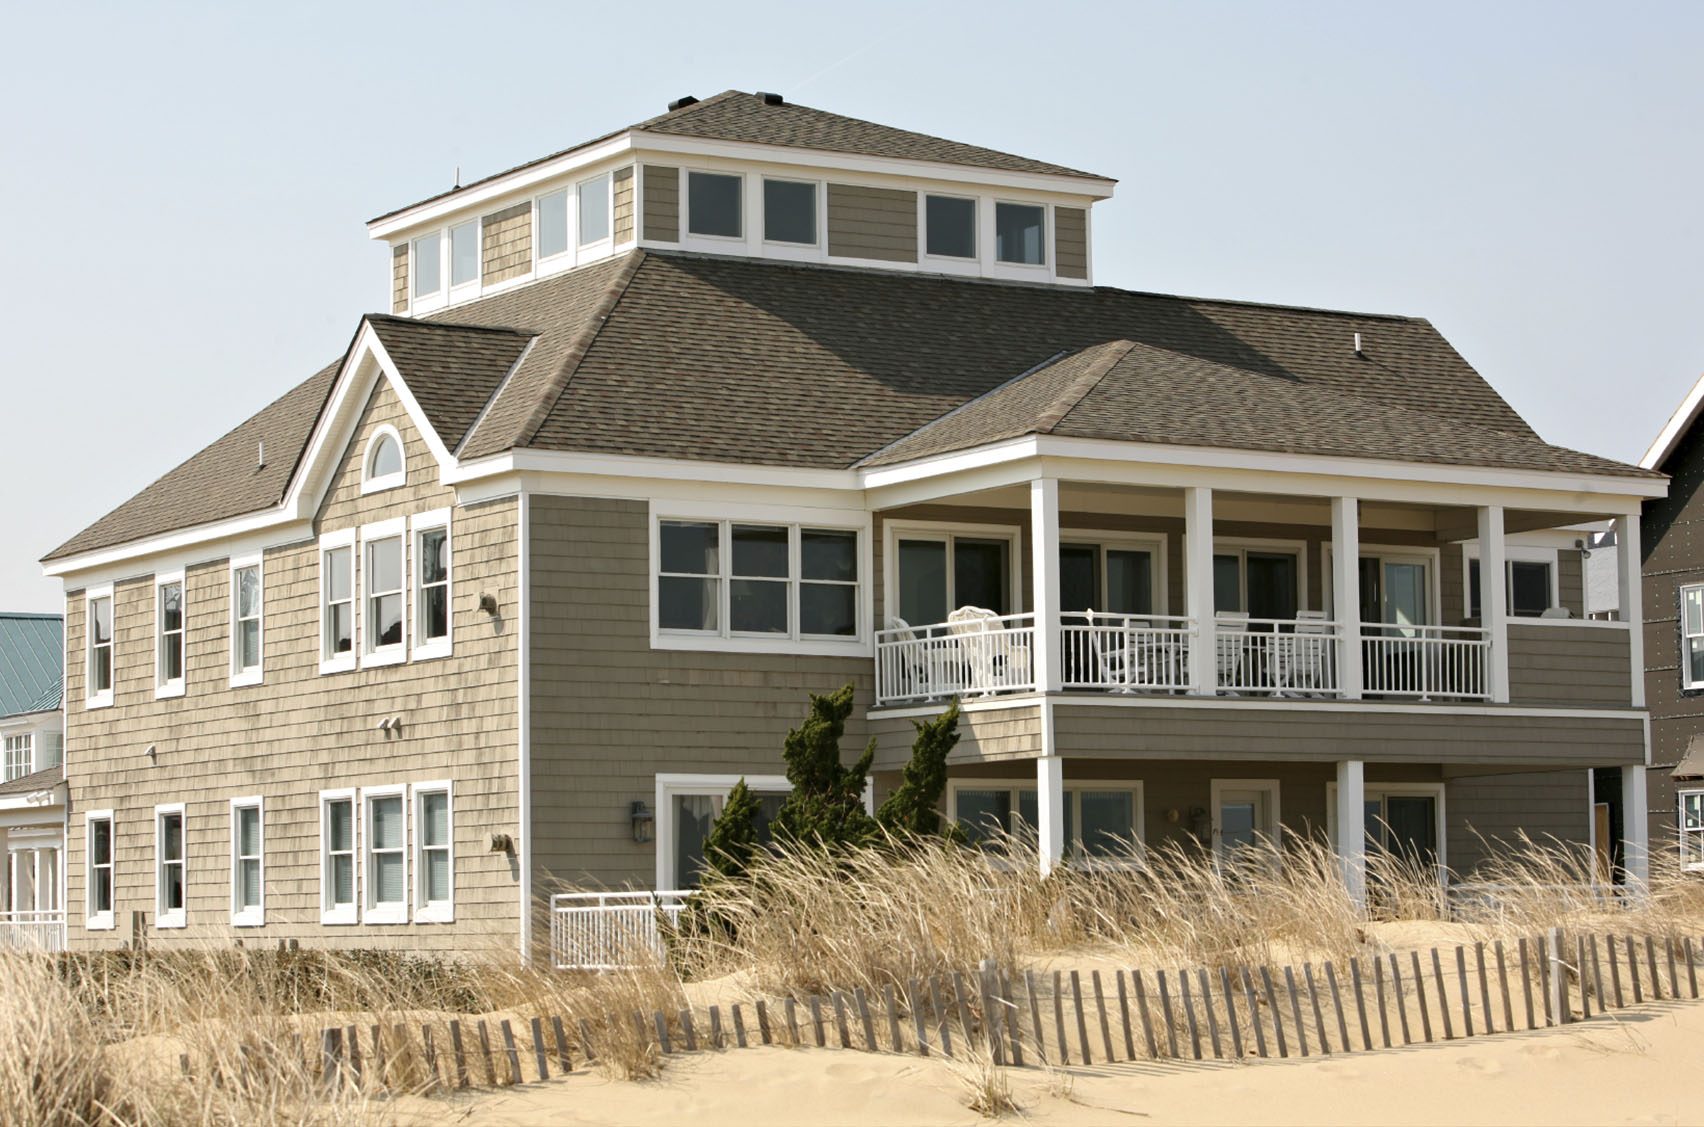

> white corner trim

[{"left": 517, "top": 493, "right": 532, "bottom": 960}]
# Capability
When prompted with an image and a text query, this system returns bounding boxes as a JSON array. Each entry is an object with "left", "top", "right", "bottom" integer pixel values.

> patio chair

[
  {"left": 1084, "top": 609, "right": 1143, "bottom": 692},
  {"left": 883, "top": 615, "right": 960, "bottom": 699},
  {"left": 1214, "top": 612, "right": 1250, "bottom": 691},
  {"left": 1276, "top": 610, "right": 1333, "bottom": 694},
  {"left": 947, "top": 606, "right": 1031, "bottom": 693}
]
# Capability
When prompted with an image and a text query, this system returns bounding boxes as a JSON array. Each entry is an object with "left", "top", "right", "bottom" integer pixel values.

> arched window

[{"left": 361, "top": 427, "right": 406, "bottom": 493}]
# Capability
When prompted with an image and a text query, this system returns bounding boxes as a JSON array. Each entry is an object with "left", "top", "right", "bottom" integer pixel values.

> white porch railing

[
  {"left": 549, "top": 891, "right": 695, "bottom": 970},
  {"left": 1361, "top": 623, "right": 1491, "bottom": 701},
  {"left": 1216, "top": 616, "right": 1341, "bottom": 696},
  {"left": 0, "top": 910, "right": 66, "bottom": 953},
  {"left": 1061, "top": 613, "right": 1194, "bottom": 692},
  {"left": 875, "top": 612, "right": 1035, "bottom": 705}
]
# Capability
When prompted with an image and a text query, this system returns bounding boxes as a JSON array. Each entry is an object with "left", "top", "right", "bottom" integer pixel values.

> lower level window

[
  {"left": 658, "top": 775, "right": 792, "bottom": 889},
  {"left": 1683, "top": 791, "right": 1704, "bottom": 870},
  {"left": 365, "top": 789, "right": 407, "bottom": 923},
  {"left": 321, "top": 791, "right": 356, "bottom": 924},
  {"left": 414, "top": 783, "right": 453, "bottom": 921},
  {"left": 155, "top": 805, "right": 186, "bottom": 928},
  {"left": 231, "top": 799, "right": 263, "bottom": 926},
  {"left": 951, "top": 782, "right": 1142, "bottom": 860},
  {"left": 86, "top": 813, "right": 114, "bottom": 928},
  {"left": 1213, "top": 780, "right": 1281, "bottom": 863}
]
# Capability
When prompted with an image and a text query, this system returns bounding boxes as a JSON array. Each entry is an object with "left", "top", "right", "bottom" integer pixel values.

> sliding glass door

[{"left": 895, "top": 534, "right": 1012, "bottom": 626}]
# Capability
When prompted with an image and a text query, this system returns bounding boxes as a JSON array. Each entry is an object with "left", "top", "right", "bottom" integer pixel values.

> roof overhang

[
  {"left": 1640, "top": 368, "right": 1704, "bottom": 471},
  {"left": 0, "top": 782, "right": 65, "bottom": 813}
]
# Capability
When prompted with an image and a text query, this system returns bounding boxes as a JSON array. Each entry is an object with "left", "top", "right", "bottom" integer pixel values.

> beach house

[
  {"left": 0, "top": 612, "right": 66, "bottom": 949},
  {"left": 39, "top": 92, "right": 1664, "bottom": 961}
]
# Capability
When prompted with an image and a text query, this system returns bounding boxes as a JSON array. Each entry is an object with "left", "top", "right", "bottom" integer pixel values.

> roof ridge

[
  {"left": 631, "top": 89, "right": 746, "bottom": 132},
  {"left": 453, "top": 335, "right": 539, "bottom": 459},
  {"left": 1035, "top": 341, "right": 1137, "bottom": 434},
  {"left": 853, "top": 348, "right": 1073, "bottom": 467},
  {"left": 507, "top": 250, "right": 649, "bottom": 451}
]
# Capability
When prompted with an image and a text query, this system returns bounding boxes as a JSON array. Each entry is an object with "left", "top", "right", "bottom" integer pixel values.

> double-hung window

[
  {"left": 1682, "top": 791, "right": 1704, "bottom": 870},
  {"left": 320, "top": 789, "right": 357, "bottom": 925},
  {"left": 320, "top": 529, "right": 356, "bottom": 673},
  {"left": 362, "top": 519, "right": 407, "bottom": 665},
  {"left": 155, "top": 803, "right": 186, "bottom": 928},
  {"left": 413, "top": 510, "right": 452, "bottom": 660},
  {"left": 1681, "top": 585, "right": 1704, "bottom": 689},
  {"left": 413, "top": 782, "right": 453, "bottom": 922},
  {"left": 230, "top": 798, "right": 264, "bottom": 927},
  {"left": 155, "top": 574, "right": 186, "bottom": 698},
  {"left": 86, "top": 811, "right": 114, "bottom": 930},
  {"left": 231, "top": 556, "right": 263, "bottom": 686},
  {"left": 3, "top": 734, "right": 30, "bottom": 781},
  {"left": 656, "top": 516, "right": 864, "bottom": 648},
  {"left": 364, "top": 786, "right": 408, "bottom": 924},
  {"left": 86, "top": 585, "right": 114, "bottom": 708}
]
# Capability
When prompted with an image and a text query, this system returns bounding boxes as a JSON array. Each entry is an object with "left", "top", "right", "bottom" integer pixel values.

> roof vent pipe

[
  {"left": 757, "top": 91, "right": 784, "bottom": 105},
  {"left": 668, "top": 95, "right": 699, "bottom": 112},
  {"left": 257, "top": 441, "right": 264, "bottom": 469},
  {"left": 1353, "top": 332, "right": 1363, "bottom": 356}
]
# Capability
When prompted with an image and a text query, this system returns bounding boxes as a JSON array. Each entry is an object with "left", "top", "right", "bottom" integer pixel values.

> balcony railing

[
  {"left": 550, "top": 891, "right": 695, "bottom": 970},
  {"left": 0, "top": 910, "right": 66, "bottom": 953},
  {"left": 876, "top": 613, "right": 1493, "bottom": 706}
]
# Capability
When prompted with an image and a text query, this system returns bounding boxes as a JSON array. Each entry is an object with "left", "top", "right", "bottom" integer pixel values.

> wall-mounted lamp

[
  {"left": 489, "top": 833, "right": 514, "bottom": 855},
  {"left": 630, "top": 800, "right": 654, "bottom": 844},
  {"left": 145, "top": 744, "right": 157, "bottom": 761},
  {"left": 479, "top": 593, "right": 499, "bottom": 616}
]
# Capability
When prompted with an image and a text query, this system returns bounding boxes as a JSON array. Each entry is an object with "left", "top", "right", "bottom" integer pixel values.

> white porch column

[
  {"left": 1031, "top": 477, "right": 1062, "bottom": 694},
  {"left": 1184, "top": 486, "right": 1217, "bottom": 695},
  {"left": 1477, "top": 505, "right": 1511, "bottom": 703},
  {"left": 1331, "top": 496, "right": 1364, "bottom": 700},
  {"left": 1038, "top": 752, "right": 1064, "bottom": 878},
  {"left": 1615, "top": 514, "right": 1645, "bottom": 707},
  {"left": 1336, "top": 759, "right": 1367, "bottom": 912},
  {"left": 1621, "top": 763, "right": 1650, "bottom": 887}
]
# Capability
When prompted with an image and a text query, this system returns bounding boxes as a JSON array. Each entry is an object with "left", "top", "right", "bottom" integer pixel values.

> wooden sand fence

[{"left": 178, "top": 929, "right": 1704, "bottom": 1094}]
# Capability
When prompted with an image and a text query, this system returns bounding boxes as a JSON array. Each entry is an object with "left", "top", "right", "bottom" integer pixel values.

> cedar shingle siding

[
  {"left": 481, "top": 202, "right": 531, "bottom": 287},
  {"left": 391, "top": 245, "right": 409, "bottom": 313},
  {"left": 641, "top": 165, "right": 679, "bottom": 243},
  {"left": 613, "top": 166, "right": 635, "bottom": 244}
]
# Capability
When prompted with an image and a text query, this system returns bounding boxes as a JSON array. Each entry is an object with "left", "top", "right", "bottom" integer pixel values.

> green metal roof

[{"left": 0, "top": 613, "right": 62, "bottom": 719}]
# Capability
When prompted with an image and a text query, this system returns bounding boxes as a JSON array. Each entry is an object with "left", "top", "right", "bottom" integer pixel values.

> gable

[{"left": 315, "top": 373, "right": 455, "bottom": 529}]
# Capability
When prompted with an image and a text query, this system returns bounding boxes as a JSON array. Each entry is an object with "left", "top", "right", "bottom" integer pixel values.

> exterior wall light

[{"left": 630, "top": 800, "right": 654, "bottom": 844}]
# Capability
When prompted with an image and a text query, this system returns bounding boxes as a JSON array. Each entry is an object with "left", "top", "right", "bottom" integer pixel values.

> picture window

[{"left": 687, "top": 171, "right": 742, "bottom": 238}]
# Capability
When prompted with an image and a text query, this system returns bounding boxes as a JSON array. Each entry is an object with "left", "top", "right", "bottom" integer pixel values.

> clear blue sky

[{"left": 2, "top": 1, "right": 1700, "bottom": 613}]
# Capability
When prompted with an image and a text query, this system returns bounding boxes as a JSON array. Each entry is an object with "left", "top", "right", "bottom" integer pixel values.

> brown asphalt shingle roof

[
  {"left": 0, "top": 765, "right": 63, "bottom": 797},
  {"left": 371, "top": 91, "right": 1105, "bottom": 224},
  {"left": 47, "top": 250, "right": 1656, "bottom": 564}
]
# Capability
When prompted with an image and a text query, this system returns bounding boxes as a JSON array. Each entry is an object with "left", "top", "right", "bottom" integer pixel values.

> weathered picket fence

[{"left": 178, "top": 929, "right": 1704, "bottom": 1095}]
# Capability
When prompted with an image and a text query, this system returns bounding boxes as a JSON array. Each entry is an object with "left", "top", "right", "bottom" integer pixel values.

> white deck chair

[
  {"left": 947, "top": 606, "right": 1030, "bottom": 693},
  {"left": 1214, "top": 611, "right": 1250, "bottom": 690},
  {"left": 884, "top": 615, "right": 959, "bottom": 699},
  {"left": 1085, "top": 609, "right": 1142, "bottom": 692},
  {"left": 1279, "top": 610, "right": 1333, "bottom": 694}
]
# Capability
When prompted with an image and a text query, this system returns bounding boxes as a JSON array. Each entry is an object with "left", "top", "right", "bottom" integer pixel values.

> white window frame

[
  {"left": 761, "top": 175, "right": 822, "bottom": 250},
  {"left": 448, "top": 218, "right": 481, "bottom": 295},
  {"left": 1189, "top": 536, "right": 1311, "bottom": 616},
  {"left": 319, "top": 528, "right": 357, "bottom": 674},
  {"left": 229, "top": 796, "right": 264, "bottom": 927},
  {"left": 154, "top": 802, "right": 187, "bottom": 929},
  {"left": 921, "top": 191, "right": 979, "bottom": 264},
  {"left": 153, "top": 570, "right": 187, "bottom": 699},
  {"left": 1681, "top": 789, "right": 1704, "bottom": 872},
  {"left": 360, "top": 424, "right": 407, "bottom": 494},
  {"left": 1462, "top": 543, "right": 1562, "bottom": 619},
  {"left": 85, "top": 583, "right": 114, "bottom": 709},
  {"left": 361, "top": 518, "right": 409, "bottom": 667},
  {"left": 947, "top": 778, "right": 1146, "bottom": 867},
  {"left": 651, "top": 502, "right": 872, "bottom": 656},
  {"left": 362, "top": 784, "right": 409, "bottom": 925},
  {"left": 577, "top": 171, "right": 614, "bottom": 252},
  {"left": 2, "top": 732, "right": 31, "bottom": 782},
  {"left": 683, "top": 168, "right": 746, "bottom": 245},
  {"left": 229, "top": 552, "right": 264, "bottom": 687},
  {"left": 1209, "top": 778, "right": 1282, "bottom": 864},
  {"left": 411, "top": 509, "right": 453, "bottom": 661},
  {"left": 992, "top": 198, "right": 1049, "bottom": 269},
  {"left": 655, "top": 773, "right": 797, "bottom": 891},
  {"left": 84, "top": 809, "right": 115, "bottom": 930},
  {"left": 1325, "top": 780, "right": 1448, "bottom": 875},
  {"left": 411, "top": 780, "right": 454, "bottom": 923},
  {"left": 1322, "top": 543, "right": 1443, "bottom": 624},
  {"left": 319, "top": 788, "right": 358, "bottom": 926},
  {"left": 1680, "top": 584, "right": 1704, "bottom": 690},
  {"left": 410, "top": 229, "right": 447, "bottom": 312},
  {"left": 534, "top": 187, "right": 572, "bottom": 275},
  {"left": 1058, "top": 529, "right": 1170, "bottom": 616},
  {"left": 882, "top": 519, "right": 1025, "bottom": 628}
]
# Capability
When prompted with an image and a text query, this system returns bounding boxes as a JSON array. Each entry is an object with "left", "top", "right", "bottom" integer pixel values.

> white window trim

[
  {"left": 85, "top": 583, "right": 114, "bottom": 709},
  {"left": 153, "top": 570, "right": 187, "bottom": 700},
  {"left": 650, "top": 501, "right": 873, "bottom": 656},
  {"left": 1209, "top": 778, "right": 1282, "bottom": 864},
  {"left": 360, "top": 424, "right": 407, "bottom": 495},
  {"left": 319, "top": 529, "right": 357, "bottom": 674},
  {"left": 448, "top": 217, "right": 482, "bottom": 296},
  {"left": 682, "top": 168, "right": 747, "bottom": 248},
  {"left": 760, "top": 175, "right": 823, "bottom": 250},
  {"left": 1180, "top": 536, "right": 1311, "bottom": 615},
  {"left": 881, "top": 518, "right": 1025, "bottom": 629},
  {"left": 229, "top": 796, "right": 264, "bottom": 927},
  {"left": 84, "top": 809, "right": 115, "bottom": 930},
  {"left": 655, "top": 773, "right": 795, "bottom": 891},
  {"left": 920, "top": 191, "right": 980, "bottom": 266},
  {"left": 1059, "top": 529, "right": 1170, "bottom": 616},
  {"left": 947, "top": 777, "right": 1147, "bottom": 866},
  {"left": 361, "top": 518, "right": 409, "bottom": 667},
  {"left": 1462, "top": 543, "right": 1562, "bottom": 618},
  {"left": 1680, "top": 584, "right": 1704, "bottom": 691},
  {"left": 411, "top": 780, "right": 454, "bottom": 923},
  {"left": 992, "top": 198, "right": 1050, "bottom": 269},
  {"left": 577, "top": 171, "right": 614, "bottom": 254},
  {"left": 411, "top": 509, "right": 453, "bottom": 662},
  {"left": 410, "top": 230, "right": 449, "bottom": 313},
  {"left": 2, "top": 732, "right": 32, "bottom": 782},
  {"left": 1321, "top": 543, "right": 1444, "bottom": 624},
  {"left": 1680, "top": 788, "right": 1704, "bottom": 872},
  {"left": 1325, "top": 780, "right": 1448, "bottom": 875},
  {"left": 154, "top": 802, "right": 187, "bottom": 929},
  {"left": 535, "top": 186, "right": 572, "bottom": 272},
  {"left": 229, "top": 552, "right": 264, "bottom": 687},
  {"left": 319, "top": 788, "right": 358, "bottom": 925},
  {"left": 362, "top": 784, "right": 409, "bottom": 925}
]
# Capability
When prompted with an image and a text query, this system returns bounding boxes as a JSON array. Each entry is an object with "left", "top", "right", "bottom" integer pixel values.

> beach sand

[{"left": 412, "top": 996, "right": 1704, "bottom": 1126}]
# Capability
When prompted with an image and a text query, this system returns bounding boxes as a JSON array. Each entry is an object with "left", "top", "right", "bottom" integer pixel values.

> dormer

[{"left": 368, "top": 91, "right": 1117, "bottom": 316}]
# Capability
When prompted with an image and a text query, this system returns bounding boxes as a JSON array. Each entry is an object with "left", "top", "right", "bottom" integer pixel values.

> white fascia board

[
  {"left": 44, "top": 519, "right": 313, "bottom": 588},
  {"left": 445, "top": 447, "right": 861, "bottom": 492},
  {"left": 633, "top": 135, "right": 1116, "bottom": 200},
  {"left": 1640, "top": 368, "right": 1704, "bottom": 470},
  {"left": 366, "top": 133, "right": 639, "bottom": 240},
  {"left": 0, "top": 783, "right": 67, "bottom": 812}
]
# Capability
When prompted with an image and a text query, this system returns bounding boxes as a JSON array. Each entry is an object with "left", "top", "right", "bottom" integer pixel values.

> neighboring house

[
  {"left": 1635, "top": 372, "right": 1704, "bottom": 874},
  {"left": 41, "top": 91, "right": 1665, "bottom": 961},
  {"left": 0, "top": 612, "right": 66, "bottom": 950},
  {"left": 1584, "top": 528, "right": 1620, "bottom": 621}
]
